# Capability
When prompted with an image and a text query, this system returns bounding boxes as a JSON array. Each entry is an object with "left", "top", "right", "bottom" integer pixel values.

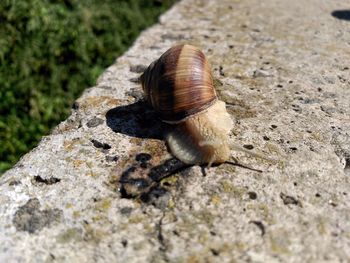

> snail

[{"left": 140, "top": 44, "right": 271, "bottom": 167}]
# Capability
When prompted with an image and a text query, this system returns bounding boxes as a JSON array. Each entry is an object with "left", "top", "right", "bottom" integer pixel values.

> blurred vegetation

[{"left": 0, "top": 0, "right": 176, "bottom": 174}]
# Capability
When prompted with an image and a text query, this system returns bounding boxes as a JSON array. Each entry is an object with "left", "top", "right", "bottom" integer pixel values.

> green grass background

[{"left": 0, "top": 0, "right": 176, "bottom": 174}]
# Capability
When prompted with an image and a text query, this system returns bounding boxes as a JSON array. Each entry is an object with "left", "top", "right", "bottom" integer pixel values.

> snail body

[{"left": 140, "top": 44, "right": 233, "bottom": 166}]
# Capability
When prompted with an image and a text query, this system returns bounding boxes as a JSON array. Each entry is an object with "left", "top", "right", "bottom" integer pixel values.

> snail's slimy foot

[{"left": 198, "top": 140, "right": 222, "bottom": 147}]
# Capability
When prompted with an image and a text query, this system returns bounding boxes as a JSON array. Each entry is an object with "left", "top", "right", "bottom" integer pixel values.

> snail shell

[
  {"left": 140, "top": 44, "right": 217, "bottom": 123},
  {"left": 140, "top": 44, "right": 233, "bottom": 165}
]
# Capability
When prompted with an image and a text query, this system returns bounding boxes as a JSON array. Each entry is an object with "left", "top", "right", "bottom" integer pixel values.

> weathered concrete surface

[{"left": 1, "top": 0, "right": 350, "bottom": 262}]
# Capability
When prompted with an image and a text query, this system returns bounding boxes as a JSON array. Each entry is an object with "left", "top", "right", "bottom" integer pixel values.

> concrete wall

[{"left": 1, "top": 0, "right": 349, "bottom": 262}]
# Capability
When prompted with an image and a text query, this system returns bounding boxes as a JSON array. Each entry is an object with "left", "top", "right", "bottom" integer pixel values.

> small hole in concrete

[
  {"left": 248, "top": 191, "right": 257, "bottom": 200},
  {"left": 91, "top": 139, "right": 111, "bottom": 150},
  {"left": 263, "top": 135, "right": 270, "bottom": 141},
  {"left": 106, "top": 155, "right": 118, "bottom": 162},
  {"left": 121, "top": 239, "right": 128, "bottom": 248},
  {"left": 243, "top": 144, "right": 254, "bottom": 150},
  {"left": 345, "top": 159, "right": 350, "bottom": 175},
  {"left": 211, "top": 249, "right": 220, "bottom": 256},
  {"left": 280, "top": 192, "right": 300, "bottom": 206}
]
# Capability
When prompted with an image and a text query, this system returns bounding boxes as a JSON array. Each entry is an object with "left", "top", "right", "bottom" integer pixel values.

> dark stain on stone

[
  {"left": 106, "top": 101, "right": 162, "bottom": 139},
  {"left": 130, "top": 64, "right": 147, "bottom": 73},
  {"left": 86, "top": 117, "right": 104, "bottom": 128},
  {"left": 106, "top": 155, "right": 119, "bottom": 162},
  {"left": 280, "top": 192, "right": 301, "bottom": 206},
  {"left": 33, "top": 175, "right": 61, "bottom": 185},
  {"left": 141, "top": 187, "right": 170, "bottom": 209},
  {"left": 135, "top": 153, "right": 152, "bottom": 163},
  {"left": 91, "top": 139, "right": 111, "bottom": 150},
  {"left": 117, "top": 157, "right": 189, "bottom": 204},
  {"left": 249, "top": 220, "right": 265, "bottom": 236},
  {"left": 149, "top": 158, "right": 189, "bottom": 182},
  {"left": 13, "top": 198, "right": 63, "bottom": 233},
  {"left": 118, "top": 165, "right": 152, "bottom": 198},
  {"left": 140, "top": 162, "right": 150, "bottom": 169}
]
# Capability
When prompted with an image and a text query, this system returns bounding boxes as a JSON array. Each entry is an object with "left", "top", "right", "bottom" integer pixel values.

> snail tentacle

[{"left": 229, "top": 142, "right": 276, "bottom": 163}]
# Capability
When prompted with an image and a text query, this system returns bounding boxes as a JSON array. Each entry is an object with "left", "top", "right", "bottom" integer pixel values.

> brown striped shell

[{"left": 140, "top": 44, "right": 217, "bottom": 123}]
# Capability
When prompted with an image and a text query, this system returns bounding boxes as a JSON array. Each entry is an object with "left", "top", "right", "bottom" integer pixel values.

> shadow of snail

[
  {"left": 106, "top": 44, "right": 270, "bottom": 200},
  {"left": 331, "top": 10, "right": 350, "bottom": 21},
  {"left": 105, "top": 100, "right": 191, "bottom": 200}
]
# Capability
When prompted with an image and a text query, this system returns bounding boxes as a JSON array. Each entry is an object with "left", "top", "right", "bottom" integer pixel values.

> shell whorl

[{"left": 140, "top": 44, "right": 217, "bottom": 123}]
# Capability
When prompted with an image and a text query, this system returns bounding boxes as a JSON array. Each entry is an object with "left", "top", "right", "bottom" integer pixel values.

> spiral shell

[
  {"left": 141, "top": 44, "right": 233, "bottom": 165},
  {"left": 140, "top": 44, "right": 217, "bottom": 123}
]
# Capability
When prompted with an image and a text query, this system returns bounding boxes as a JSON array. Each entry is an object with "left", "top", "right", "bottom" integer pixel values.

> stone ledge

[{"left": 1, "top": 0, "right": 350, "bottom": 262}]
